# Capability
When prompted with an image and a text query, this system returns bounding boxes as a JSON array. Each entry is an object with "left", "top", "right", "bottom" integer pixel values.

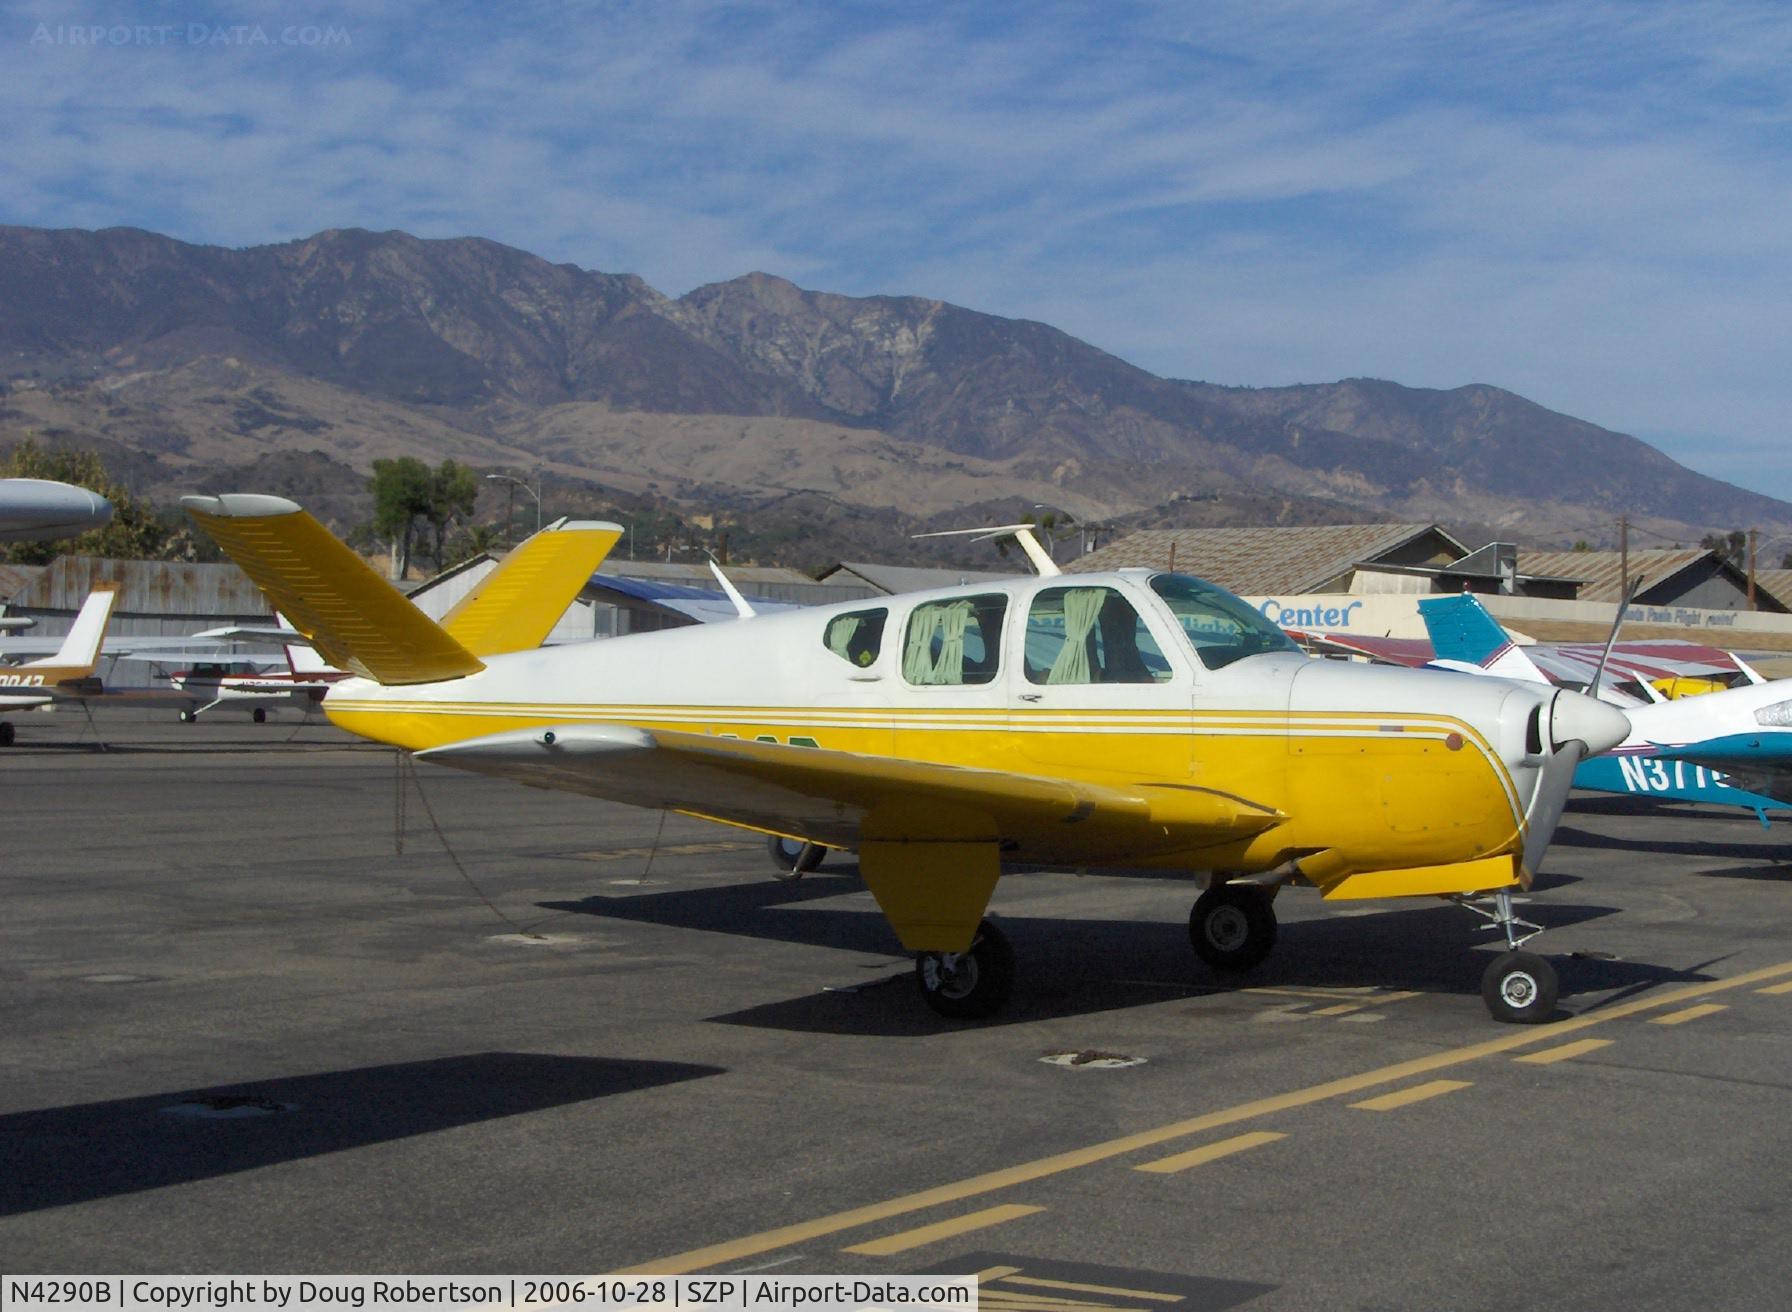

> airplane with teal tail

[{"left": 1419, "top": 593, "right": 1792, "bottom": 826}]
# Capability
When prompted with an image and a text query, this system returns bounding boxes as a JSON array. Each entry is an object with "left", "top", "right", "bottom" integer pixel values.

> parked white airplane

[
  {"left": 170, "top": 622, "right": 348, "bottom": 722},
  {"left": 1420, "top": 593, "right": 1792, "bottom": 821},
  {"left": 0, "top": 478, "right": 113, "bottom": 542},
  {"left": 187, "top": 494, "right": 1630, "bottom": 1023},
  {"left": 0, "top": 585, "right": 118, "bottom": 744}
]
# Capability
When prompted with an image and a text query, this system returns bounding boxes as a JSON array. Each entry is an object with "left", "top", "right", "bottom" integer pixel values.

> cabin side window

[
  {"left": 1024, "top": 586, "right": 1172, "bottom": 685},
  {"left": 823, "top": 609, "right": 888, "bottom": 668},
  {"left": 902, "top": 594, "right": 1008, "bottom": 686}
]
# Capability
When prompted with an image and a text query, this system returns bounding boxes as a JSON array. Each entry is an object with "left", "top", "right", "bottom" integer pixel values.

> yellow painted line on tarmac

[
  {"left": 1000, "top": 1276, "right": 1184, "bottom": 1303},
  {"left": 1514, "top": 1038, "right": 1613, "bottom": 1065},
  {"left": 1651, "top": 1003, "right": 1728, "bottom": 1026},
  {"left": 842, "top": 1203, "right": 1045, "bottom": 1256},
  {"left": 971, "top": 1266, "right": 1024, "bottom": 1283},
  {"left": 977, "top": 1292, "right": 1129, "bottom": 1311},
  {"left": 1350, "top": 1079, "right": 1473, "bottom": 1112},
  {"left": 614, "top": 958, "right": 1792, "bottom": 1274},
  {"left": 1313, "top": 1003, "right": 1365, "bottom": 1016},
  {"left": 1757, "top": 980, "right": 1792, "bottom": 996},
  {"left": 1134, "top": 1131, "right": 1286, "bottom": 1175}
]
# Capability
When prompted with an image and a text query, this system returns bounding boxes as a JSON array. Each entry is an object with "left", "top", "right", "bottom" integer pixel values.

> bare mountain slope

[{"left": 1, "top": 225, "right": 1785, "bottom": 550}]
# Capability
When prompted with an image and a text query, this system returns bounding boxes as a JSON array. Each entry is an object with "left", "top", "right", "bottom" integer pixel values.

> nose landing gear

[{"left": 1459, "top": 890, "right": 1558, "bottom": 1024}]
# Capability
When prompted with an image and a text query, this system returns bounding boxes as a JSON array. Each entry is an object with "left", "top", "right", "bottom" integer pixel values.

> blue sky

[{"left": 5, "top": 0, "right": 1791, "bottom": 510}]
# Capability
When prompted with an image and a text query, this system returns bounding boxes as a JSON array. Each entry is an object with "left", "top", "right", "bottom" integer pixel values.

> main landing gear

[
  {"left": 766, "top": 835, "right": 825, "bottom": 881},
  {"left": 1459, "top": 890, "right": 1558, "bottom": 1024},
  {"left": 1189, "top": 882, "right": 1278, "bottom": 972},
  {"left": 915, "top": 918, "right": 1015, "bottom": 1020}
]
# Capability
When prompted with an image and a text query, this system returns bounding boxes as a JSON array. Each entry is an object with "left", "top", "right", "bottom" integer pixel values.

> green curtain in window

[
  {"left": 933, "top": 600, "right": 973, "bottom": 684},
  {"left": 1046, "top": 588, "right": 1104, "bottom": 684},
  {"left": 827, "top": 615, "right": 861, "bottom": 661},
  {"left": 904, "top": 607, "right": 941, "bottom": 683}
]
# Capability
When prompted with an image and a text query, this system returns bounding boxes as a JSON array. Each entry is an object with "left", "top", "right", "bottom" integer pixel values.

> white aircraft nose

[{"left": 1549, "top": 689, "right": 1630, "bottom": 756}]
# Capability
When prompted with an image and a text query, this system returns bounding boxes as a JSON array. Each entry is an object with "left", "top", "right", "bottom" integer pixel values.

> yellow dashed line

[
  {"left": 842, "top": 1204, "right": 1044, "bottom": 1256},
  {"left": 1757, "top": 981, "right": 1792, "bottom": 996},
  {"left": 1312, "top": 1003, "right": 1365, "bottom": 1016},
  {"left": 1350, "top": 1079, "right": 1473, "bottom": 1112},
  {"left": 1514, "top": 1038, "right": 1614, "bottom": 1065},
  {"left": 1134, "top": 1131, "right": 1286, "bottom": 1175},
  {"left": 1651, "top": 1003, "right": 1728, "bottom": 1026},
  {"left": 999, "top": 1276, "right": 1184, "bottom": 1303},
  {"left": 614, "top": 958, "right": 1792, "bottom": 1274}
]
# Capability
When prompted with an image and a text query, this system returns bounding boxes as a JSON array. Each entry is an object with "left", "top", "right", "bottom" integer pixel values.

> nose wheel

[
  {"left": 1459, "top": 890, "right": 1559, "bottom": 1024},
  {"left": 1482, "top": 950, "right": 1558, "bottom": 1023},
  {"left": 915, "top": 918, "right": 1015, "bottom": 1019}
]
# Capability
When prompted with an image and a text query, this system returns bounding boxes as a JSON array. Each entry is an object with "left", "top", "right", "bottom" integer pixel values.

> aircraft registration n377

[{"left": 186, "top": 494, "right": 1629, "bottom": 1023}]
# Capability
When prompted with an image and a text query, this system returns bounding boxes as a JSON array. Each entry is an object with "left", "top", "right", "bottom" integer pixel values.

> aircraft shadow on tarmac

[
  {"left": 1554, "top": 823, "right": 1789, "bottom": 866},
  {"left": 539, "top": 872, "right": 1712, "bottom": 1036},
  {"left": 0, "top": 1052, "right": 722, "bottom": 1217}
]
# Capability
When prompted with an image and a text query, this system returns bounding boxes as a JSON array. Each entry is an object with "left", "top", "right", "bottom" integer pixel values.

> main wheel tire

[
  {"left": 178, "top": 709, "right": 196, "bottom": 724},
  {"left": 252, "top": 707, "right": 268, "bottom": 724},
  {"left": 1482, "top": 950, "right": 1558, "bottom": 1024},
  {"left": 0, "top": 720, "right": 14, "bottom": 745},
  {"left": 915, "top": 918, "right": 1015, "bottom": 1020},
  {"left": 1189, "top": 883, "right": 1278, "bottom": 972},
  {"left": 766, "top": 835, "right": 824, "bottom": 880}
]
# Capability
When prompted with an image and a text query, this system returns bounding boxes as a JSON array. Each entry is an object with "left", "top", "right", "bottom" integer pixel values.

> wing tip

[{"left": 181, "top": 493, "right": 304, "bottom": 519}]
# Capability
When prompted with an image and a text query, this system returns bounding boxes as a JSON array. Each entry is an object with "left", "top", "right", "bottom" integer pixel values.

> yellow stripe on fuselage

[{"left": 327, "top": 698, "right": 1528, "bottom": 883}]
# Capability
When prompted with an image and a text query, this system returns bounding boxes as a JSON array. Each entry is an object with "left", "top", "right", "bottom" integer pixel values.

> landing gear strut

[
  {"left": 1189, "top": 882, "right": 1278, "bottom": 972},
  {"left": 1460, "top": 890, "right": 1558, "bottom": 1024},
  {"left": 915, "top": 918, "right": 1014, "bottom": 1020},
  {"left": 766, "top": 835, "right": 824, "bottom": 881}
]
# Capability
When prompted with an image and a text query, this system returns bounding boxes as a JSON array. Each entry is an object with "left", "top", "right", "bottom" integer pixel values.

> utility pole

[
  {"left": 1618, "top": 514, "right": 1629, "bottom": 606},
  {"left": 1749, "top": 527, "right": 1759, "bottom": 609}
]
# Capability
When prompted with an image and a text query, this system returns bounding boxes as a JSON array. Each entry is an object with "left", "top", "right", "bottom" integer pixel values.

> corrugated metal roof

[
  {"left": 822, "top": 561, "right": 1022, "bottom": 595},
  {"left": 1753, "top": 569, "right": 1792, "bottom": 607},
  {"left": 600, "top": 561, "right": 819, "bottom": 586},
  {"left": 1066, "top": 524, "right": 1465, "bottom": 594},
  {"left": 11, "top": 557, "right": 271, "bottom": 615},
  {"left": 0, "top": 563, "right": 46, "bottom": 603},
  {"left": 1518, "top": 548, "right": 1715, "bottom": 604}
]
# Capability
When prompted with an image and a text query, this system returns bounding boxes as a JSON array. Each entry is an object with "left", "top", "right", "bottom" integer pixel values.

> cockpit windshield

[{"left": 1148, "top": 573, "right": 1299, "bottom": 670}]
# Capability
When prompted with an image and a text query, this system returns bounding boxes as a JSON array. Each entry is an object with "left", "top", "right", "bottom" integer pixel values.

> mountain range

[{"left": 2, "top": 223, "right": 1784, "bottom": 568}]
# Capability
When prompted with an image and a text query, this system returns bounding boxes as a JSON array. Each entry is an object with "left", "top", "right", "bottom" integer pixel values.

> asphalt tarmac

[{"left": 3, "top": 708, "right": 1790, "bottom": 1310}]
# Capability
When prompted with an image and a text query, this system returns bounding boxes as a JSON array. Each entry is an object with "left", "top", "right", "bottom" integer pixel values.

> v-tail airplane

[
  {"left": 186, "top": 494, "right": 1630, "bottom": 1023},
  {"left": 1421, "top": 593, "right": 1792, "bottom": 823}
]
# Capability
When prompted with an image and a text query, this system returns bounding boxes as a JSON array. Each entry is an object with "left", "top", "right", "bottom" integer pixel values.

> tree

[
  {"left": 369, "top": 456, "right": 431, "bottom": 578},
  {"left": 1700, "top": 529, "right": 1747, "bottom": 569},
  {"left": 1, "top": 439, "right": 171, "bottom": 563},
  {"left": 424, "top": 461, "right": 479, "bottom": 569}
]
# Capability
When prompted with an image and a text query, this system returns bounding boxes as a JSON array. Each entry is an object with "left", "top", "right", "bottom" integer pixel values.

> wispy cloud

[{"left": 3, "top": 0, "right": 1790, "bottom": 499}]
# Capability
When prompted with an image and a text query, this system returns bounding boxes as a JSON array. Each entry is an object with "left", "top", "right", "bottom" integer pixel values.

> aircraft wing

[
  {"left": 418, "top": 723, "right": 1286, "bottom": 863},
  {"left": 1652, "top": 734, "right": 1792, "bottom": 805},
  {"left": 1283, "top": 629, "right": 1435, "bottom": 666}
]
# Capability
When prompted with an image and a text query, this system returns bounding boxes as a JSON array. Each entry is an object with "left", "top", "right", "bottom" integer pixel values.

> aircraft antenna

[
  {"left": 913, "top": 523, "right": 1063, "bottom": 577},
  {"left": 707, "top": 559, "right": 759, "bottom": 619}
]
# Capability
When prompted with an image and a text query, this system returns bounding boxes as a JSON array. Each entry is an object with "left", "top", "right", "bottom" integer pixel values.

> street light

[{"left": 485, "top": 471, "right": 542, "bottom": 540}]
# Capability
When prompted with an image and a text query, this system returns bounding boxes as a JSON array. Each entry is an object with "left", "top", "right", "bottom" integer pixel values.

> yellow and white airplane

[
  {"left": 185, "top": 494, "right": 1630, "bottom": 1023},
  {"left": 0, "top": 584, "right": 121, "bottom": 745}
]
